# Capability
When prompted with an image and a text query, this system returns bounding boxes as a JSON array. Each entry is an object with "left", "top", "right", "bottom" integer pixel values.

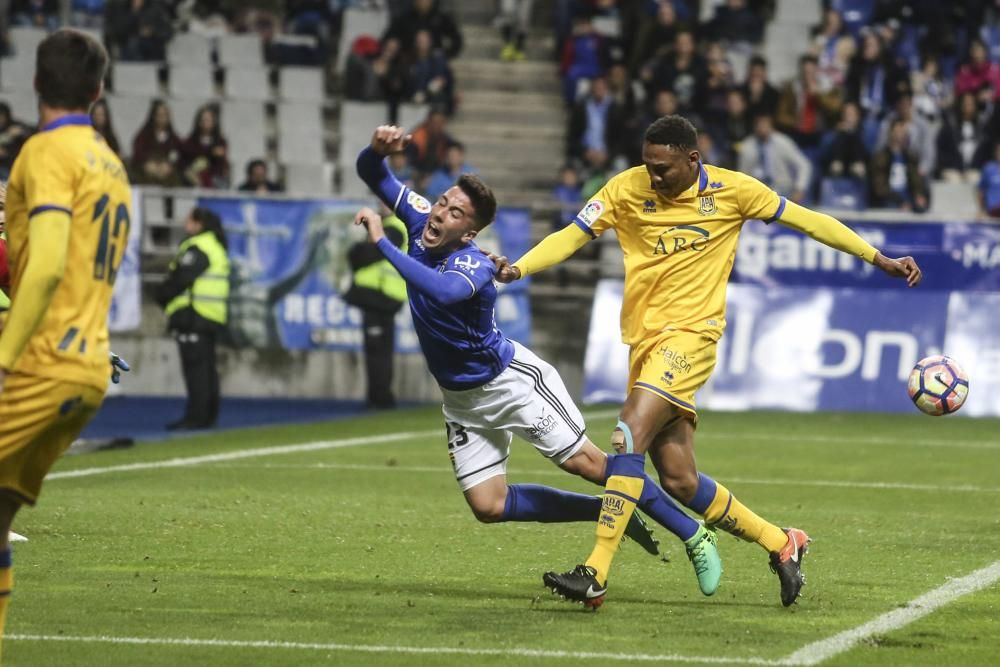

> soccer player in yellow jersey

[
  {"left": 0, "top": 29, "right": 128, "bottom": 647},
  {"left": 496, "top": 116, "right": 922, "bottom": 608}
]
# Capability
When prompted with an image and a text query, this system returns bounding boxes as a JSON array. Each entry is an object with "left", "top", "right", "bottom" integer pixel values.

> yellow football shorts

[
  {"left": 0, "top": 373, "right": 105, "bottom": 505},
  {"left": 628, "top": 329, "right": 718, "bottom": 418}
]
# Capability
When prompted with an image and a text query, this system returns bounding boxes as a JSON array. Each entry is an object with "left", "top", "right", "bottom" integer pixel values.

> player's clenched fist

[
  {"left": 354, "top": 206, "right": 385, "bottom": 243},
  {"left": 873, "top": 252, "right": 923, "bottom": 288},
  {"left": 370, "top": 125, "right": 411, "bottom": 155}
]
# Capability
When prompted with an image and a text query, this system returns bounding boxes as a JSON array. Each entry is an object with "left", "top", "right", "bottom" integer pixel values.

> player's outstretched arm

[
  {"left": 776, "top": 200, "right": 922, "bottom": 287},
  {"left": 356, "top": 125, "right": 413, "bottom": 216},
  {"left": 498, "top": 224, "right": 591, "bottom": 283},
  {"left": 354, "top": 207, "right": 480, "bottom": 304}
]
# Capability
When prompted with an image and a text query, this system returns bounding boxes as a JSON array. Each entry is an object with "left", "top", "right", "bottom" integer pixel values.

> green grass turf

[{"left": 5, "top": 407, "right": 1000, "bottom": 666}]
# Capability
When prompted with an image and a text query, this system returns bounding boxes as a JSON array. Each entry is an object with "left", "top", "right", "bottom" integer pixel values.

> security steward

[
  {"left": 344, "top": 212, "right": 407, "bottom": 409},
  {"left": 156, "top": 207, "right": 230, "bottom": 430}
]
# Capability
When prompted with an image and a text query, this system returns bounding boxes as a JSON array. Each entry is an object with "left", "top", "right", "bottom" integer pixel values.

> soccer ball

[{"left": 907, "top": 355, "right": 969, "bottom": 416}]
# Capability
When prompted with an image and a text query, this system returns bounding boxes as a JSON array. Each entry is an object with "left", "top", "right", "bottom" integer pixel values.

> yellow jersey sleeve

[
  {"left": 572, "top": 174, "right": 624, "bottom": 238},
  {"left": 736, "top": 172, "right": 784, "bottom": 222},
  {"left": 21, "top": 140, "right": 76, "bottom": 216}
]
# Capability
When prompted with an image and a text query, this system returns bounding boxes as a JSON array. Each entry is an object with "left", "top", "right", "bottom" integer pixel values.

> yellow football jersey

[
  {"left": 4, "top": 115, "right": 132, "bottom": 391},
  {"left": 575, "top": 163, "right": 782, "bottom": 345}
]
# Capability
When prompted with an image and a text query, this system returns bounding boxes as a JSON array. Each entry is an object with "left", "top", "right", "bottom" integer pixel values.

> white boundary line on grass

[
  {"left": 9, "top": 560, "right": 1000, "bottom": 665},
  {"left": 777, "top": 559, "right": 1000, "bottom": 665}
]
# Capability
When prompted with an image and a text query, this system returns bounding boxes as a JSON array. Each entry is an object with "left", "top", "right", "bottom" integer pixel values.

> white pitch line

[
  {"left": 46, "top": 430, "right": 441, "bottom": 480},
  {"left": 779, "top": 560, "right": 1000, "bottom": 665},
  {"left": 208, "top": 462, "right": 1000, "bottom": 494},
  {"left": 4, "top": 633, "right": 775, "bottom": 664},
  {"left": 699, "top": 432, "right": 1000, "bottom": 451}
]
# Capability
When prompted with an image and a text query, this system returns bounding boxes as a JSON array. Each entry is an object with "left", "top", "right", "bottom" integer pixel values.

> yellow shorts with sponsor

[
  {"left": 628, "top": 329, "right": 718, "bottom": 417},
  {"left": 0, "top": 373, "right": 105, "bottom": 505}
]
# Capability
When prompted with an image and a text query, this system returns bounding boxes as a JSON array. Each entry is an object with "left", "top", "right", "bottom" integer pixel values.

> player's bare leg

[{"left": 650, "top": 417, "right": 810, "bottom": 606}]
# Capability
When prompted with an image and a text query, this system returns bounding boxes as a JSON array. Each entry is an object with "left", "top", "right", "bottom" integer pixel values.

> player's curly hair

[
  {"left": 456, "top": 174, "right": 497, "bottom": 231},
  {"left": 644, "top": 115, "right": 698, "bottom": 151}
]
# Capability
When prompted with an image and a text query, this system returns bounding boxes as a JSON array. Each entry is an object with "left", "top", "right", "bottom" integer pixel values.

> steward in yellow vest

[
  {"left": 155, "top": 207, "right": 231, "bottom": 430},
  {"left": 344, "top": 213, "right": 407, "bottom": 409}
]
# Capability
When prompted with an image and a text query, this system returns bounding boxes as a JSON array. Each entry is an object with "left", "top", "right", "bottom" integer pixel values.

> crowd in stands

[{"left": 555, "top": 0, "right": 1000, "bottom": 221}]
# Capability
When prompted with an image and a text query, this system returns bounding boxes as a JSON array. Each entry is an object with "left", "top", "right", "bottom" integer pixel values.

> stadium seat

[
  {"left": 167, "top": 33, "right": 214, "bottom": 67},
  {"left": 113, "top": 62, "right": 161, "bottom": 96},
  {"left": 221, "top": 100, "right": 268, "bottom": 172},
  {"left": 284, "top": 162, "right": 334, "bottom": 195},
  {"left": 983, "top": 25, "right": 1000, "bottom": 64},
  {"left": 338, "top": 101, "right": 392, "bottom": 197},
  {"left": 224, "top": 67, "right": 271, "bottom": 101},
  {"left": 930, "top": 181, "right": 978, "bottom": 217},
  {"left": 168, "top": 65, "right": 216, "bottom": 99},
  {"left": 169, "top": 98, "right": 203, "bottom": 136},
  {"left": 278, "top": 102, "right": 324, "bottom": 165},
  {"left": 0, "top": 90, "right": 37, "bottom": 123},
  {"left": 831, "top": 0, "right": 874, "bottom": 37},
  {"left": 217, "top": 34, "right": 263, "bottom": 67},
  {"left": 7, "top": 27, "right": 46, "bottom": 58},
  {"left": 105, "top": 94, "right": 153, "bottom": 157},
  {"left": 819, "top": 177, "right": 867, "bottom": 211},
  {"left": 336, "top": 7, "right": 389, "bottom": 72},
  {"left": 0, "top": 55, "right": 35, "bottom": 92},
  {"left": 398, "top": 102, "right": 430, "bottom": 132},
  {"left": 278, "top": 67, "right": 324, "bottom": 102}
]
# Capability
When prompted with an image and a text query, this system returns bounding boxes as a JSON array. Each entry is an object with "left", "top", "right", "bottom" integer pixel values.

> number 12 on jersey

[{"left": 91, "top": 193, "right": 130, "bottom": 284}]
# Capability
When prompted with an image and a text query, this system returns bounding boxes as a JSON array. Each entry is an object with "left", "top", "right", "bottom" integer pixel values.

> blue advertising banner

[
  {"left": 197, "top": 196, "right": 531, "bottom": 350},
  {"left": 583, "top": 280, "right": 1000, "bottom": 416},
  {"left": 733, "top": 220, "right": 1000, "bottom": 291}
]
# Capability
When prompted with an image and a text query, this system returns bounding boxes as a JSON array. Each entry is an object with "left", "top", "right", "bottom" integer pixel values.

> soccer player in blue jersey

[{"left": 357, "top": 125, "right": 722, "bottom": 602}]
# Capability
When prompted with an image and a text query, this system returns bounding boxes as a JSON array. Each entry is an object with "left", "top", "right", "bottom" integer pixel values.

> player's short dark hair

[
  {"left": 644, "top": 115, "right": 698, "bottom": 151},
  {"left": 191, "top": 207, "right": 228, "bottom": 251},
  {"left": 35, "top": 29, "right": 108, "bottom": 111},
  {"left": 456, "top": 174, "right": 496, "bottom": 231}
]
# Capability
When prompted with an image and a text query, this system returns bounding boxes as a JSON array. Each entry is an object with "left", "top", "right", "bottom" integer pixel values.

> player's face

[
  {"left": 424, "top": 186, "right": 476, "bottom": 251},
  {"left": 642, "top": 143, "right": 699, "bottom": 200}
]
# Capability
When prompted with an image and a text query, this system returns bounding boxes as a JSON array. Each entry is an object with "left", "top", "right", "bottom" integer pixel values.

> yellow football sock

[
  {"left": 704, "top": 482, "right": 788, "bottom": 553},
  {"left": 585, "top": 475, "right": 645, "bottom": 584}
]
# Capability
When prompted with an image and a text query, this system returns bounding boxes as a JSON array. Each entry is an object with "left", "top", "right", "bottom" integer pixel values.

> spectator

[
  {"left": 387, "top": 151, "right": 415, "bottom": 188},
  {"left": 776, "top": 54, "right": 843, "bottom": 149},
  {"left": 698, "top": 129, "right": 723, "bottom": 166},
  {"left": 90, "top": 98, "right": 121, "bottom": 156},
  {"left": 131, "top": 99, "right": 184, "bottom": 186},
  {"left": 406, "top": 29, "right": 454, "bottom": 114},
  {"left": 911, "top": 55, "right": 951, "bottom": 126},
  {"left": 707, "top": 0, "right": 764, "bottom": 46},
  {"left": 344, "top": 34, "right": 384, "bottom": 101},
  {"left": 182, "top": 105, "right": 230, "bottom": 189},
  {"left": 937, "top": 92, "right": 991, "bottom": 181},
  {"left": 628, "top": 0, "right": 684, "bottom": 76},
  {"left": 812, "top": 9, "right": 855, "bottom": 93},
  {"left": 0, "top": 103, "right": 30, "bottom": 179},
  {"left": 105, "top": 0, "right": 175, "bottom": 62},
  {"left": 560, "top": 13, "right": 607, "bottom": 105},
  {"left": 876, "top": 92, "right": 936, "bottom": 178},
  {"left": 715, "top": 88, "right": 751, "bottom": 167},
  {"left": 846, "top": 30, "right": 906, "bottom": 130},
  {"left": 645, "top": 30, "right": 705, "bottom": 114},
  {"left": 9, "top": 0, "right": 59, "bottom": 30},
  {"left": 374, "top": 37, "right": 409, "bottom": 121},
  {"left": 425, "top": 142, "right": 475, "bottom": 200},
  {"left": 742, "top": 55, "right": 779, "bottom": 119},
  {"left": 738, "top": 114, "right": 812, "bottom": 203},
  {"left": 407, "top": 108, "right": 453, "bottom": 174},
  {"left": 237, "top": 159, "right": 282, "bottom": 193},
  {"left": 823, "top": 102, "right": 868, "bottom": 180},
  {"left": 567, "top": 76, "right": 626, "bottom": 168},
  {"left": 625, "top": 89, "right": 681, "bottom": 165},
  {"left": 383, "top": 0, "right": 462, "bottom": 59},
  {"left": 552, "top": 164, "right": 582, "bottom": 229},
  {"left": 71, "top": 0, "right": 106, "bottom": 29},
  {"left": 869, "top": 118, "right": 929, "bottom": 212},
  {"left": 978, "top": 142, "right": 1000, "bottom": 219},
  {"left": 954, "top": 38, "right": 1000, "bottom": 102},
  {"left": 698, "top": 43, "right": 734, "bottom": 133},
  {"left": 497, "top": 0, "right": 532, "bottom": 61}
]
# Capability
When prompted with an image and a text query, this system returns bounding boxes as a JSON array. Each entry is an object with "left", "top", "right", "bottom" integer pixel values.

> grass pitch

[{"left": 5, "top": 407, "right": 1000, "bottom": 666}]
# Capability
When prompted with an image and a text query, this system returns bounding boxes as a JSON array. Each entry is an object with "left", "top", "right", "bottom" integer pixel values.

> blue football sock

[
  {"left": 605, "top": 454, "right": 700, "bottom": 541},
  {"left": 500, "top": 483, "right": 601, "bottom": 523}
]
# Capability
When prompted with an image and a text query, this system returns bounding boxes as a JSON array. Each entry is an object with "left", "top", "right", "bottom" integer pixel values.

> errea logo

[{"left": 643, "top": 199, "right": 656, "bottom": 213}]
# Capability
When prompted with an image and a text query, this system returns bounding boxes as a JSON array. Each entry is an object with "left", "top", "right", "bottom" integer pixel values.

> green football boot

[{"left": 685, "top": 524, "right": 722, "bottom": 595}]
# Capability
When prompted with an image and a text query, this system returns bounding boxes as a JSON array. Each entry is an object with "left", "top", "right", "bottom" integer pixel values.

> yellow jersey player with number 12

[{"left": 0, "top": 29, "right": 128, "bottom": 652}]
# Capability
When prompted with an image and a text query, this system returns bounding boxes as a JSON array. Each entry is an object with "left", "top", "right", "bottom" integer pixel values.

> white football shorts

[{"left": 440, "top": 341, "right": 587, "bottom": 491}]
